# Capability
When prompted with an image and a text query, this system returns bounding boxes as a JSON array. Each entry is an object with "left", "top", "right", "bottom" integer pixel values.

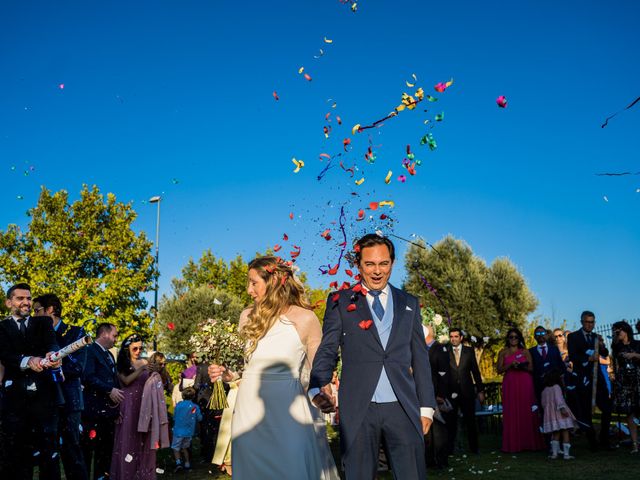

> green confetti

[
  {"left": 435, "top": 112, "right": 445, "bottom": 122},
  {"left": 426, "top": 95, "right": 438, "bottom": 102}
]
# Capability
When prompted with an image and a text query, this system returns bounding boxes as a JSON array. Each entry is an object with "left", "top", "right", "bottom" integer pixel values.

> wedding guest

[
  {"left": 529, "top": 326, "right": 565, "bottom": 404},
  {"left": 611, "top": 320, "right": 640, "bottom": 453},
  {"left": 172, "top": 387, "right": 202, "bottom": 472},
  {"left": 110, "top": 334, "right": 157, "bottom": 479},
  {"left": 541, "top": 369, "right": 577, "bottom": 459},
  {"left": 137, "top": 352, "right": 170, "bottom": 462},
  {"left": 171, "top": 353, "right": 197, "bottom": 407},
  {"left": 446, "top": 327, "right": 484, "bottom": 454},
  {"left": 567, "top": 311, "right": 613, "bottom": 450},
  {"left": 497, "top": 328, "right": 544, "bottom": 453},
  {"left": 553, "top": 329, "right": 569, "bottom": 362},
  {"left": 81, "top": 323, "right": 123, "bottom": 480},
  {"left": 194, "top": 360, "right": 218, "bottom": 462},
  {"left": 0, "top": 283, "right": 64, "bottom": 480},
  {"left": 34, "top": 293, "right": 88, "bottom": 480},
  {"left": 424, "top": 324, "right": 451, "bottom": 469}
]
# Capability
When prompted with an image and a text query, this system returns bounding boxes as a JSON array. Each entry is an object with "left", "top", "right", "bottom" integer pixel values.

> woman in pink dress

[{"left": 497, "top": 328, "right": 545, "bottom": 453}]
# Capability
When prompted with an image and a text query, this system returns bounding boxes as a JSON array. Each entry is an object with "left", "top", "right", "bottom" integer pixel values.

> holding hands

[{"left": 312, "top": 384, "right": 336, "bottom": 413}]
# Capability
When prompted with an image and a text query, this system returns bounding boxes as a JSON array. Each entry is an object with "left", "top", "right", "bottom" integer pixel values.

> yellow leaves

[{"left": 292, "top": 158, "right": 305, "bottom": 173}]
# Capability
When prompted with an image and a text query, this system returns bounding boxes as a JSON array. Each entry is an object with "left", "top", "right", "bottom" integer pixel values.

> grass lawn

[{"left": 148, "top": 428, "right": 639, "bottom": 480}]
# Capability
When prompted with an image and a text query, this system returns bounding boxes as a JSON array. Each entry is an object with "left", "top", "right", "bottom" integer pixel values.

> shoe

[
  {"left": 631, "top": 443, "right": 639, "bottom": 454},
  {"left": 563, "top": 455, "right": 575, "bottom": 460},
  {"left": 174, "top": 465, "right": 184, "bottom": 473},
  {"left": 548, "top": 454, "right": 558, "bottom": 460}
]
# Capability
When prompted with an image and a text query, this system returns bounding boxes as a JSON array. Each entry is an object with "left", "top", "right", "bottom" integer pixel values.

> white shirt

[{"left": 13, "top": 316, "right": 32, "bottom": 370}]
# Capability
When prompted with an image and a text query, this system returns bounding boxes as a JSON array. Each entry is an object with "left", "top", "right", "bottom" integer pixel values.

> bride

[{"left": 208, "top": 256, "right": 339, "bottom": 480}]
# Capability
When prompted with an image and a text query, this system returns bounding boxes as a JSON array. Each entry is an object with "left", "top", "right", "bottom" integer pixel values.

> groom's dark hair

[{"left": 355, "top": 234, "right": 395, "bottom": 265}]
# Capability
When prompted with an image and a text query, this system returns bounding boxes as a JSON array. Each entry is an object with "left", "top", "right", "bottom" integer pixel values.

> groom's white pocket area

[{"left": 405, "top": 306, "right": 412, "bottom": 311}]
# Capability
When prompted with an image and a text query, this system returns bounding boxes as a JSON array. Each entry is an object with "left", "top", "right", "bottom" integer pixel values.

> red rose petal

[
  {"left": 167, "top": 322, "right": 175, "bottom": 331},
  {"left": 347, "top": 303, "right": 357, "bottom": 312},
  {"left": 331, "top": 293, "right": 340, "bottom": 302}
]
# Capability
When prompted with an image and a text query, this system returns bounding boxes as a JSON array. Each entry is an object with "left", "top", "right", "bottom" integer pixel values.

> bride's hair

[{"left": 241, "top": 256, "right": 311, "bottom": 358}]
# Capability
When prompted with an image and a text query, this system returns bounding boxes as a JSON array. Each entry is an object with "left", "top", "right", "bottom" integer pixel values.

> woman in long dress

[
  {"left": 497, "top": 328, "right": 545, "bottom": 453},
  {"left": 110, "top": 334, "right": 158, "bottom": 480},
  {"left": 209, "top": 256, "right": 339, "bottom": 480},
  {"left": 611, "top": 320, "right": 640, "bottom": 453}
]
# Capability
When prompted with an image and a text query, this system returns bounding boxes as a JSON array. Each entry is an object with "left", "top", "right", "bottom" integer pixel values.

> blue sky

[{"left": 1, "top": 0, "right": 638, "bottom": 330}]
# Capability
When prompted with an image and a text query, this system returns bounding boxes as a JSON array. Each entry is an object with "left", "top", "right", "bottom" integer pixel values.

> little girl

[{"left": 541, "top": 369, "right": 578, "bottom": 459}]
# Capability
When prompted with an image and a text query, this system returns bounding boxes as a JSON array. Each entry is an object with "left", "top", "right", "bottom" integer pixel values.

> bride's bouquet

[{"left": 189, "top": 317, "right": 245, "bottom": 410}]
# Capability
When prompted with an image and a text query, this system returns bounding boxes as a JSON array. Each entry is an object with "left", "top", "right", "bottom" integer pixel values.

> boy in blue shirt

[{"left": 172, "top": 386, "right": 203, "bottom": 472}]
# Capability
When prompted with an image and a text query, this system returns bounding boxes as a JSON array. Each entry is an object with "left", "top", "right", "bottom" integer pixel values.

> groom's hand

[
  {"left": 312, "top": 385, "right": 336, "bottom": 413},
  {"left": 421, "top": 416, "right": 433, "bottom": 435}
]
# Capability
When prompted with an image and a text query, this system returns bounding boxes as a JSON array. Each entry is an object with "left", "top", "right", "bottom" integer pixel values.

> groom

[{"left": 310, "top": 233, "right": 436, "bottom": 480}]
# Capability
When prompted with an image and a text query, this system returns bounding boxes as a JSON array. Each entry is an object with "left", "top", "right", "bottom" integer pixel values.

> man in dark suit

[
  {"left": 81, "top": 322, "right": 123, "bottom": 480},
  {"left": 529, "top": 325, "right": 565, "bottom": 404},
  {"left": 446, "top": 327, "right": 484, "bottom": 454},
  {"left": 0, "top": 283, "right": 64, "bottom": 480},
  {"left": 424, "top": 324, "right": 452, "bottom": 469},
  {"left": 310, "top": 234, "right": 436, "bottom": 480},
  {"left": 194, "top": 361, "right": 220, "bottom": 462},
  {"left": 34, "top": 293, "right": 89, "bottom": 480},
  {"left": 567, "top": 310, "right": 612, "bottom": 450}
]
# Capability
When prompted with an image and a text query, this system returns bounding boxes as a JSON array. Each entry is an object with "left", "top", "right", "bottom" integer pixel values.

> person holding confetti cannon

[{"left": 208, "top": 256, "right": 339, "bottom": 480}]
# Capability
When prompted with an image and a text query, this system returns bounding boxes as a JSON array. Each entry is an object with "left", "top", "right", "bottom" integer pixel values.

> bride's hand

[
  {"left": 312, "top": 384, "right": 336, "bottom": 413},
  {"left": 208, "top": 363, "right": 234, "bottom": 383}
]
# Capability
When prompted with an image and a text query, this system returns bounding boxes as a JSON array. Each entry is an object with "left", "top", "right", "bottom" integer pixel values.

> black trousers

[
  {"left": 574, "top": 377, "right": 612, "bottom": 447},
  {"left": 198, "top": 404, "right": 221, "bottom": 461},
  {"left": 60, "top": 410, "right": 88, "bottom": 480},
  {"left": 343, "top": 402, "right": 426, "bottom": 480},
  {"left": 0, "top": 396, "right": 61, "bottom": 480},
  {"left": 81, "top": 415, "right": 116, "bottom": 480},
  {"left": 425, "top": 416, "right": 449, "bottom": 468},
  {"left": 446, "top": 396, "right": 478, "bottom": 454}
]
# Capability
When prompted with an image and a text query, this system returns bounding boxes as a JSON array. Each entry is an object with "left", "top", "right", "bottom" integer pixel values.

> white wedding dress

[{"left": 231, "top": 316, "right": 339, "bottom": 480}]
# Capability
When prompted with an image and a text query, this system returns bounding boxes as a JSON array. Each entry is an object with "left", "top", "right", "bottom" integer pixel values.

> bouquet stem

[{"left": 208, "top": 378, "right": 229, "bottom": 410}]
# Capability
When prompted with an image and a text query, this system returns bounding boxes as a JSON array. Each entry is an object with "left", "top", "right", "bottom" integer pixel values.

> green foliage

[
  {"left": 157, "top": 285, "right": 245, "bottom": 355},
  {"left": 166, "top": 360, "right": 185, "bottom": 386},
  {"left": 404, "top": 235, "right": 538, "bottom": 343},
  {"left": 171, "top": 251, "right": 251, "bottom": 304},
  {"left": 0, "top": 185, "right": 156, "bottom": 338}
]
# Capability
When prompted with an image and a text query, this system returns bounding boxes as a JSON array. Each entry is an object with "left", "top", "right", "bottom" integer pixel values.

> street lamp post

[{"left": 149, "top": 195, "right": 161, "bottom": 350}]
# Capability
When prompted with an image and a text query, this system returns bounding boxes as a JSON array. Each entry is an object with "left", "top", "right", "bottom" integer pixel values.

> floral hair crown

[{"left": 123, "top": 334, "right": 142, "bottom": 347}]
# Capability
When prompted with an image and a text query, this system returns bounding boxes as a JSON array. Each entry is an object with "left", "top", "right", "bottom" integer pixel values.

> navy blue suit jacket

[
  {"left": 55, "top": 320, "right": 87, "bottom": 412},
  {"left": 82, "top": 342, "right": 120, "bottom": 419},
  {"left": 528, "top": 344, "right": 565, "bottom": 401},
  {"left": 0, "top": 316, "right": 64, "bottom": 413},
  {"left": 310, "top": 284, "right": 436, "bottom": 453}
]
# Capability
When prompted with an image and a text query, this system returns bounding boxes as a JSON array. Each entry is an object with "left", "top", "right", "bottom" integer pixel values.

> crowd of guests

[
  {"left": 1, "top": 279, "right": 639, "bottom": 479},
  {"left": 421, "top": 311, "right": 640, "bottom": 469},
  {"left": 0, "top": 283, "right": 209, "bottom": 480}
]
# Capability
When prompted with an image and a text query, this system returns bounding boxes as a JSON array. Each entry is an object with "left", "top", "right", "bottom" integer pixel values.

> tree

[
  {"left": 159, "top": 250, "right": 329, "bottom": 355},
  {"left": 0, "top": 185, "right": 156, "bottom": 338},
  {"left": 403, "top": 235, "right": 538, "bottom": 368},
  {"left": 171, "top": 250, "right": 251, "bottom": 304},
  {"left": 157, "top": 284, "right": 245, "bottom": 354}
]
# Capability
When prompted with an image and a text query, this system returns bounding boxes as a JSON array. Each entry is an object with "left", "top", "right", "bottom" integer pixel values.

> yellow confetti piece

[
  {"left": 445, "top": 78, "right": 454, "bottom": 88},
  {"left": 405, "top": 81, "right": 415, "bottom": 87},
  {"left": 384, "top": 170, "right": 393, "bottom": 184},
  {"left": 298, "top": 67, "right": 304, "bottom": 74},
  {"left": 292, "top": 157, "right": 304, "bottom": 173},
  {"left": 379, "top": 200, "right": 395, "bottom": 208},
  {"left": 351, "top": 124, "right": 361, "bottom": 135},
  {"left": 324, "top": 37, "right": 333, "bottom": 44},
  {"left": 355, "top": 177, "right": 365, "bottom": 186}
]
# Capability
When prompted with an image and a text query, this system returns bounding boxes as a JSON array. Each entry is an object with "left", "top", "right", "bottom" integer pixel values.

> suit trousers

[
  {"left": 60, "top": 410, "right": 88, "bottom": 480},
  {"left": 446, "top": 396, "right": 478, "bottom": 454},
  {"left": 343, "top": 402, "right": 425, "bottom": 480},
  {"left": 81, "top": 415, "right": 115, "bottom": 480},
  {"left": 1, "top": 395, "right": 61, "bottom": 480},
  {"left": 574, "top": 380, "right": 612, "bottom": 447},
  {"left": 425, "top": 416, "right": 449, "bottom": 468}
]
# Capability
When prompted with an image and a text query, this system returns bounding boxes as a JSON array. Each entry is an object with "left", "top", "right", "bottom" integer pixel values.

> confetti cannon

[{"left": 40, "top": 335, "right": 93, "bottom": 367}]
